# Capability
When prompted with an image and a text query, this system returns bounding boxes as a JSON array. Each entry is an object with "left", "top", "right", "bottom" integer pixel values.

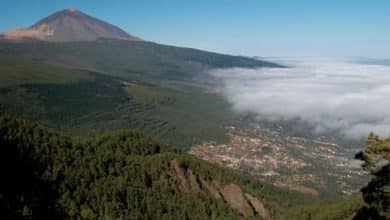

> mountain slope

[
  {"left": 0, "top": 8, "right": 140, "bottom": 42},
  {"left": 0, "top": 8, "right": 281, "bottom": 72},
  {"left": 0, "top": 113, "right": 315, "bottom": 219},
  {"left": 0, "top": 39, "right": 282, "bottom": 147},
  {"left": 0, "top": 9, "right": 282, "bottom": 147},
  {"left": 0, "top": 39, "right": 282, "bottom": 80}
]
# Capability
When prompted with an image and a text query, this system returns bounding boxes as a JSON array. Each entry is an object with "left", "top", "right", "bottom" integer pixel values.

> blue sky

[{"left": 1, "top": 0, "right": 389, "bottom": 58}]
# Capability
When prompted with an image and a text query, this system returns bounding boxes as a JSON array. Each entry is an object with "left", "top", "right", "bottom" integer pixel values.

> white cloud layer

[{"left": 210, "top": 58, "right": 390, "bottom": 140}]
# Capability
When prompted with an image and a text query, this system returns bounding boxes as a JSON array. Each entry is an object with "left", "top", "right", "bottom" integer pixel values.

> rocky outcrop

[
  {"left": 220, "top": 184, "right": 255, "bottom": 217},
  {"left": 245, "top": 193, "right": 271, "bottom": 220},
  {"left": 199, "top": 178, "right": 223, "bottom": 199},
  {"left": 169, "top": 159, "right": 190, "bottom": 191},
  {"left": 165, "top": 160, "right": 271, "bottom": 219}
]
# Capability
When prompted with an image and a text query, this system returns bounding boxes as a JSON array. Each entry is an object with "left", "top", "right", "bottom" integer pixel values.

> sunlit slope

[
  {"left": 0, "top": 39, "right": 281, "bottom": 146},
  {"left": 0, "top": 39, "right": 282, "bottom": 81},
  {"left": 0, "top": 55, "right": 94, "bottom": 87},
  {"left": 0, "top": 70, "right": 233, "bottom": 146}
]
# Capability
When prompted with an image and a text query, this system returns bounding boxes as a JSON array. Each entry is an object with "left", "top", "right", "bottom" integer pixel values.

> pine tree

[{"left": 355, "top": 132, "right": 390, "bottom": 219}]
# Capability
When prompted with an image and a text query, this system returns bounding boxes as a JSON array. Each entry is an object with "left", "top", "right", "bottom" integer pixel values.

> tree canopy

[
  {"left": 355, "top": 132, "right": 390, "bottom": 219},
  {"left": 0, "top": 112, "right": 316, "bottom": 219}
]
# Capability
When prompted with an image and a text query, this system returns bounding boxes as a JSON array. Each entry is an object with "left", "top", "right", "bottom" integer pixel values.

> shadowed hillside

[{"left": 0, "top": 112, "right": 319, "bottom": 219}]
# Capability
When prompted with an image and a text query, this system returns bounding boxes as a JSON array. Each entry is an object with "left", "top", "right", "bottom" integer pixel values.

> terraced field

[
  {"left": 0, "top": 65, "right": 234, "bottom": 146},
  {"left": 0, "top": 39, "right": 279, "bottom": 147}
]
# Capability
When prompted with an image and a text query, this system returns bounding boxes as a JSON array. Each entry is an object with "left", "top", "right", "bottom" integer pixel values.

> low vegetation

[{"left": 284, "top": 197, "right": 364, "bottom": 220}]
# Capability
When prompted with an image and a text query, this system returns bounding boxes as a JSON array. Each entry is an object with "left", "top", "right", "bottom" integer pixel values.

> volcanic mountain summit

[{"left": 0, "top": 8, "right": 141, "bottom": 42}]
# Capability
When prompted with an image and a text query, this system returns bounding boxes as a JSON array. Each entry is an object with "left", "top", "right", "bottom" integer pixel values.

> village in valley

[{"left": 190, "top": 123, "right": 368, "bottom": 196}]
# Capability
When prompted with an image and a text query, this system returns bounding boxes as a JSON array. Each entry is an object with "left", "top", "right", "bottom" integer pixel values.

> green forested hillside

[
  {"left": 0, "top": 69, "right": 233, "bottom": 146},
  {"left": 284, "top": 197, "right": 364, "bottom": 220},
  {"left": 0, "top": 39, "right": 282, "bottom": 81},
  {"left": 0, "top": 39, "right": 281, "bottom": 147},
  {"left": 0, "top": 113, "right": 317, "bottom": 219},
  {"left": 0, "top": 55, "right": 94, "bottom": 88},
  {"left": 0, "top": 39, "right": 381, "bottom": 219}
]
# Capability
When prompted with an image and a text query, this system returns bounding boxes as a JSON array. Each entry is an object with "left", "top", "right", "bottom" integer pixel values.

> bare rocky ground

[
  {"left": 189, "top": 123, "right": 368, "bottom": 197},
  {"left": 165, "top": 160, "right": 271, "bottom": 219}
]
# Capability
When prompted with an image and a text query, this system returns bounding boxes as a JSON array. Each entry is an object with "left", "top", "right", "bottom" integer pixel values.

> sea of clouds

[{"left": 210, "top": 58, "right": 390, "bottom": 140}]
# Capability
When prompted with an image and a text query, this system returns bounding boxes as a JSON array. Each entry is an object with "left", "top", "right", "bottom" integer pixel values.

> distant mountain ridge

[
  {"left": 0, "top": 8, "right": 141, "bottom": 42},
  {"left": 0, "top": 7, "right": 282, "bottom": 70}
]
